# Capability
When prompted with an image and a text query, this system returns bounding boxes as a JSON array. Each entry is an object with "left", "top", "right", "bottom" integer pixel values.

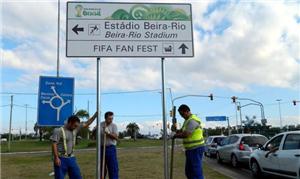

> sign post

[
  {"left": 66, "top": 2, "right": 193, "bottom": 179},
  {"left": 37, "top": 76, "right": 74, "bottom": 126},
  {"left": 96, "top": 58, "right": 102, "bottom": 179}
]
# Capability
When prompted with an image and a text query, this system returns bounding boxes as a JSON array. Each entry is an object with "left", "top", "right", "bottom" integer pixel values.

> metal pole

[
  {"left": 96, "top": 58, "right": 102, "bottom": 179},
  {"left": 25, "top": 104, "right": 28, "bottom": 140},
  {"left": 276, "top": 99, "right": 282, "bottom": 130},
  {"left": 227, "top": 117, "right": 231, "bottom": 135},
  {"left": 8, "top": 95, "right": 13, "bottom": 152},
  {"left": 87, "top": 100, "right": 90, "bottom": 116},
  {"left": 235, "top": 102, "right": 238, "bottom": 131},
  {"left": 87, "top": 100, "right": 90, "bottom": 140},
  {"left": 56, "top": 0, "right": 60, "bottom": 77},
  {"left": 161, "top": 58, "right": 169, "bottom": 179},
  {"left": 19, "top": 128, "right": 22, "bottom": 141},
  {"left": 238, "top": 102, "right": 243, "bottom": 134}
]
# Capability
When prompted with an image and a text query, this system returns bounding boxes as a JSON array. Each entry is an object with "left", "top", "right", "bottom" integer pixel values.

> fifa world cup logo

[{"left": 75, "top": 5, "right": 83, "bottom": 17}]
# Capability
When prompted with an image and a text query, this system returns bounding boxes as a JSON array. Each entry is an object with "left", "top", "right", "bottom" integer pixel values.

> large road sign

[
  {"left": 37, "top": 76, "right": 74, "bottom": 126},
  {"left": 206, "top": 116, "right": 228, "bottom": 122},
  {"left": 66, "top": 2, "right": 194, "bottom": 57}
]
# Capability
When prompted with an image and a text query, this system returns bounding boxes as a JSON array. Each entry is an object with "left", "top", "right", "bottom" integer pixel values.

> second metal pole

[
  {"left": 8, "top": 95, "right": 13, "bottom": 152},
  {"left": 161, "top": 58, "right": 169, "bottom": 179},
  {"left": 96, "top": 58, "right": 102, "bottom": 179}
]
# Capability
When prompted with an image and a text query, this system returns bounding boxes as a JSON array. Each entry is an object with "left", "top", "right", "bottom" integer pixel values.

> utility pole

[
  {"left": 237, "top": 102, "right": 243, "bottom": 134},
  {"left": 56, "top": 0, "right": 60, "bottom": 77},
  {"left": 8, "top": 95, "right": 13, "bottom": 152},
  {"left": 276, "top": 99, "right": 282, "bottom": 130},
  {"left": 234, "top": 102, "right": 238, "bottom": 132},
  {"left": 87, "top": 100, "right": 90, "bottom": 115},
  {"left": 25, "top": 104, "right": 28, "bottom": 140},
  {"left": 87, "top": 100, "right": 90, "bottom": 140},
  {"left": 19, "top": 128, "right": 22, "bottom": 141}
]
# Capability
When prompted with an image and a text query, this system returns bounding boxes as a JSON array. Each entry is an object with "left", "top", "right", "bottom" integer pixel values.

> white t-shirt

[{"left": 100, "top": 122, "right": 118, "bottom": 146}]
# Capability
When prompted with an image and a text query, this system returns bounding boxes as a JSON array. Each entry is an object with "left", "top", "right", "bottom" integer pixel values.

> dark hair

[
  {"left": 178, "top": 104, "right": 190, "bottom": 112},
  {"left": 104, "top": 111, "right": 114, "bottom": 119},
  {"left": 67, "top": 115, "right": 80, "bottom": 123}
]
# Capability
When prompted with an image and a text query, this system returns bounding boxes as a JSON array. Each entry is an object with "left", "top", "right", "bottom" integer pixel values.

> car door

[
  {"left": 223, "top": 136, "right": 239, "bottom": 160},
  {"left": 277, "top": 133, "right": 300, "bottom": 177},
  {"left": 218, "top": 137, "right": 230, "bottom": 159},
  {"left": 259, "top": 135, "right": 283, "bottom": 174}
]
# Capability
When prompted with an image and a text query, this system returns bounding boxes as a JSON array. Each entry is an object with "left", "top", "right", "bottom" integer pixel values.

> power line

[{"left": 0, "top": 89, "right": 162, "bottom": 96}]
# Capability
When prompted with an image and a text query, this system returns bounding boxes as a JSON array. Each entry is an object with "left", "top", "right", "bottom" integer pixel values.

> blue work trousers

[
  {"left": 101, "top": 145, "right": 119, "bottom": 179},
  {"left": 185, "top": 146, "right": 205, "bottom": 179},
  {"left": 54, "top": 157, "right": 82, "bottom": 179}
]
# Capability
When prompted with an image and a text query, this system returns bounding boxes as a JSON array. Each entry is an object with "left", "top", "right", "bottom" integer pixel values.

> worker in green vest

[{"left": 172, "top": 104, "right": 205, "bottom": 179}]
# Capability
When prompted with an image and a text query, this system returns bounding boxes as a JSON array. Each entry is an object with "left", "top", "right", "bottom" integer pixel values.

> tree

[
  {"left": 75, "top": 109, "right": 89, "bottom": 119},
  {"left": 126, "top": 123, "right": 140, "bottom": 141},
  {"left": 75, "top": 109, "right": 90, "bottom": 139}
]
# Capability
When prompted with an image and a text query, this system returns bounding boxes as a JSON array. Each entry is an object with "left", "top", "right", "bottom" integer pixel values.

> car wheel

[
  {"left": 251, "top": 160, "right": 262, "bottom": 178},
  {"left": 216, "top": 152, "right": 222, "bottom": 163},
  {"left": 231, "top": 154, "right": 239, "bottom": 167}
]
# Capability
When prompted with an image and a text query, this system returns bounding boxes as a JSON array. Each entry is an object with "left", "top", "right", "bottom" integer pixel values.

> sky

[{"left": 1, "top": 0, "right": 300, "bottom": 135}]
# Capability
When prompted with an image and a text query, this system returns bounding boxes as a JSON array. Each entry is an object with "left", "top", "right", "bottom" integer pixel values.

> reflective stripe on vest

[
  {"left": 60, "top": 127, "right": 76, "bottom": 156},
  {"left": 182, "top": 114, "right": 205, "bottom": 149}
]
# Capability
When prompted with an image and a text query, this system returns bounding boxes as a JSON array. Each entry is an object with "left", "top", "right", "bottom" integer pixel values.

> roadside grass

[
  {"left": 1, "top": 139, "right": 164, "bottom": 153},
  {"left": 2, "top": 148, "right": 230, "bottom": 179}
]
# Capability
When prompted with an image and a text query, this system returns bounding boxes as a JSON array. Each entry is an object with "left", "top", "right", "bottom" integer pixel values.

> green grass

[
  {"left": 1, "top": 148, "right": 230, "bottom": 179},
  {"left": 1, "top": 139, "right": 92, "bottom": 153},
  {"left": 0, "top": 139, "right": 164, "bottom": 153}
]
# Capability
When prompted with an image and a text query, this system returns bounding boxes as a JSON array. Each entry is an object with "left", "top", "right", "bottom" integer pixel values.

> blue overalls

[
  {"left": 101, "top": 145, "right": 119, "bottom": 179},
  {"left": 185, "top": 146, "right": 205, "bottom": 179},
  {"left": 54, "top": 156, "right": 82, "bottom": 179},
  {"left": 54, "top": 127, "right": 82, "bottom": 179}
]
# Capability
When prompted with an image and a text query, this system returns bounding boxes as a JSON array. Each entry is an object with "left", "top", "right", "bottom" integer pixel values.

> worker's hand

[
  {"left": 169, "top": 132, "right": 176, "bottom": 139},
  {"left": 171, "top": 125, "right": 177, "bottom": 132},
  {"left": 54, "top": 157, "right": 61, "bottom": 167},
  {"left": 104, "top": 127, "right": 111, "bottom": 134}
]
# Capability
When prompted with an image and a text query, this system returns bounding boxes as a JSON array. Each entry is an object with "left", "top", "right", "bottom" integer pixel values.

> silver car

[
  {"left": 204, "top": 135, "right": 226, "bottom": 158},
  {"left": 216, "top": 134, "right": 268, "bottom": 167}
]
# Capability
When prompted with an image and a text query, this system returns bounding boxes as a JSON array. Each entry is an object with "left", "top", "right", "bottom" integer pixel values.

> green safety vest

[
  {"left": 60, "top": 127, "right": 76, "bottom": 157},
  {"left": 181, "top": 114, "right": 205, "bottom": 149}
]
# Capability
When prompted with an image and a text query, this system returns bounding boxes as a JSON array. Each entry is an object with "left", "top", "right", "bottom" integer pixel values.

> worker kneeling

[{"left": 171, "top": 104, "right": 205, "bottom": 179}]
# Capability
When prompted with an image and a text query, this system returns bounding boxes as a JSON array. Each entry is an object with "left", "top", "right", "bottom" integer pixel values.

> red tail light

[{"left": 239, "top": 143, "right": 245, "bottom": 150}]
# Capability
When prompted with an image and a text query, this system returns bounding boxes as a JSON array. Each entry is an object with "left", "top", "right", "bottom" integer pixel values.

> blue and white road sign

[
  {"left": 37, "top": 76, "right": 74, "bottom": 126},
  {"left": 206, "top": 116, "right": 228, "bottom": 122}
]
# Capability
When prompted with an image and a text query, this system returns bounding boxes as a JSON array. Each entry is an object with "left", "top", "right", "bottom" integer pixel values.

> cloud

[{"left": 1, "top": 0, "right": 300, "bottom": 93}]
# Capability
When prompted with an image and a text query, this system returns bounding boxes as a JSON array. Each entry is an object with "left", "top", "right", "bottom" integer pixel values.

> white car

[{"left": 249, "top": 131, "right": 300, "bottom": 179}]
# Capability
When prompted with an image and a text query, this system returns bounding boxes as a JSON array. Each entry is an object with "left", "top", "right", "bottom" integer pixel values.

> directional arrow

[
  {"left": 178, "top": 43, "right": 188, "bottom": 54},
  {"left": 72, "top": 24, "right": 84, "bottom": 35}
]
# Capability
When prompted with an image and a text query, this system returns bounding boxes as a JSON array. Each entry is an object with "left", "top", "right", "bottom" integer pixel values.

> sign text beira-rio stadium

[{"left": 66, "top": 2, "right": 194, "bottom": 57}]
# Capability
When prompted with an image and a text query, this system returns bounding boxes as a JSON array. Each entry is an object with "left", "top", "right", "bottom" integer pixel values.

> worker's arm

[
  {"left": 105, "top": 124, "right": 118, "bottom": 140},
  {"left": 52, "top": 142, "right": 61, "bottom": 166},
  {"left": 82, "top": 112, "right": 98, "bottom": 128},
  {"left": 106, "top": 133, "right": 118, "bottom": 140},
  {"left": 174, "top": 120, "right": 198, "bottom": 139},
  {"left": 174, "top": 130, "right": 192, "bottom": 138}
]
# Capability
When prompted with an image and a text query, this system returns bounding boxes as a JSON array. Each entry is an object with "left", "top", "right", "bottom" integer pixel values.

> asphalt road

[
  {"left": 203, "top": 157, "right": 252, "bottom": 179},
  {"left": 203, "top": 156, "right": 290, "bottom": 179}
]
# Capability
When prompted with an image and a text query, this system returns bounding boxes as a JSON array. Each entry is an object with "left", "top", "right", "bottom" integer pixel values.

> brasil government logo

[{"left": 75, "top": 4, "right": 101, "bottom": 17}]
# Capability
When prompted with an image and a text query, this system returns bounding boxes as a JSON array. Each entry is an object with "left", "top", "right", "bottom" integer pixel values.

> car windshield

[
  {"left": 241, "top": 136, "right": 268, "bottom": 147},
  {"left": 206, "top": 137, "right": 213, "bottom": 144},
  {"left": 213, "top": 137, "right": 225, "bottom": 145}
]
